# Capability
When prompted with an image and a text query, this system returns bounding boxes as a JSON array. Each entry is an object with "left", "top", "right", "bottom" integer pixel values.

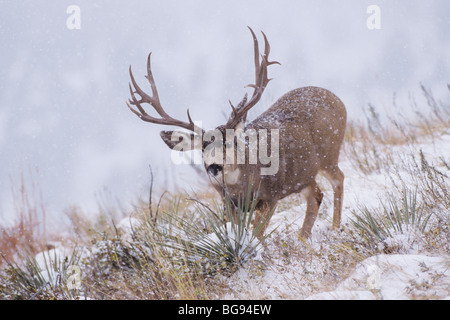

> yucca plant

[
  {"left": 0, "top": 248, "right": 80, "bottom": 299},
  {"left": 351, "top": 188, "right": 432, "bottom": 251},
  {"left": 138, "top": 184, "right": 273, "bottom": 274}
]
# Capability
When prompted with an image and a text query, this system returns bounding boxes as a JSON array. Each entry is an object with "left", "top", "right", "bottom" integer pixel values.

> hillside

[{"left": 1, "top": 88, "right": 449, "bottom": 300}]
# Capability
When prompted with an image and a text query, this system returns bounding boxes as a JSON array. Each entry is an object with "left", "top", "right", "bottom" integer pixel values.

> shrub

[{"left": 351, "top": 188, "right": 432, "bottom": 253}]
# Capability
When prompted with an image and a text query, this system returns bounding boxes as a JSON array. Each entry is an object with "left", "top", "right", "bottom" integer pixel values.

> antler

[
  {"left": 127, "top": 53, "right": 203, "bottom": 134},
  {"left": 226, "top": 27, "right": 280, "bottom": 129}
]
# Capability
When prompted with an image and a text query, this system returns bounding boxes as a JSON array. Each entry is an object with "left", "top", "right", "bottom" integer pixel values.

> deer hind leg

[
  {"left": 323, "top": 166, "right": 344, "bottom": 230},
  {"left": 299, "top": 182, "right": 324, "bottom": 239}
]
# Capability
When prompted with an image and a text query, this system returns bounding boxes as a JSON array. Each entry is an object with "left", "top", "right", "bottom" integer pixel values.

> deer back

[{"left": 229, "top": 86, "right": 347, "bottom": 202}]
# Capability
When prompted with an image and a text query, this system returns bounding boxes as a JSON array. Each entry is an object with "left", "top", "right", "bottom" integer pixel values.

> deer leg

[
  {"left": 323, "top": 166, "right": 344, "bottom": 230},
  {"left": 252, "top": 200, "right": 277, "bottom": 240},
  {"left": 299, "top": 182, "right": 323, "bottom": 239}
]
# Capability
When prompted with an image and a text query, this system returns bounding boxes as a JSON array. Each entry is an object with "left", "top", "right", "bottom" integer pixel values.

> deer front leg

[
  {"left": 299, "top": 182, "right": 323, "bottom": 239},
  {"left": 252, "top": 200, "right": 277, "bottom": 240}
]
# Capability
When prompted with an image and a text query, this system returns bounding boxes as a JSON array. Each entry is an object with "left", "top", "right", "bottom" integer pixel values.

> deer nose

[{"left": 207, "top": 164, "right": 223, "bottom": 176}]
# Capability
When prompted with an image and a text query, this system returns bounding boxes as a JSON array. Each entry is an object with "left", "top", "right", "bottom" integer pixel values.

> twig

[{"left": 149, "top": 165, "right": 154, "bottom": 220}]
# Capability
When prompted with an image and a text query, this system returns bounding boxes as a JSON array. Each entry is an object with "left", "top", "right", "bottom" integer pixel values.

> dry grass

[
  {"left": 344, "top": 84, "right": 450, "bottom": 175},
  {"left": 0, "top": 170, "right": 49, "bottom": 267}
]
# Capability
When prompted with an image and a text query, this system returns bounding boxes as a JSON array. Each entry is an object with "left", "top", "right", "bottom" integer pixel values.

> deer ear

[{"left": 160, "top": 130, "right": 200, "bottom": 151}]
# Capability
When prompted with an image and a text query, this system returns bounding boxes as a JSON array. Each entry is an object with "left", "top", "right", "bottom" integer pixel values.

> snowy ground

[
  {"left": 307, "top": 254, "right": 449, "bottom": 300},
  {"left": 221, "top": 132, "right": 450, "bottom": 300}
]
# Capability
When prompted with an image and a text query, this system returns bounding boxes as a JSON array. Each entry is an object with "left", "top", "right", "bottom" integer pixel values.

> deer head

[{"left": 127, "top": 27, "right": 280, "bottom": 191}]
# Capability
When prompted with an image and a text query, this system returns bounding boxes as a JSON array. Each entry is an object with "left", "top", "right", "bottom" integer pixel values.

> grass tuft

[
  {"left": 0, "top": 248, "right": 80, "bottom": 300},
  {"left": 351, "top": 188, "right": 432, "bottom": 253}
]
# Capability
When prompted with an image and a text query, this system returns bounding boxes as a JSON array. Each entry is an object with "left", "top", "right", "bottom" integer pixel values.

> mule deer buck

[{"left": 127, "top": 27, "right": 347, "bottom": 239}]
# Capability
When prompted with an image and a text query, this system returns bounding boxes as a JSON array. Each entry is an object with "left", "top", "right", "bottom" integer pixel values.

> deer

[{"left": 126, "top": 27, "right": 347, "bottom": 240}]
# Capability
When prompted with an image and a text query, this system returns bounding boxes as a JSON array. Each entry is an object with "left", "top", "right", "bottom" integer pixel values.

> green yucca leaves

[
  {"left": 351, "top": 188, "right": 433, "bottom": 250},
  {"left": 1, "top": 248, "right": 80, "bottom": 299},
  {"left": 138, "top": 184, "right": 272, "bottom": 274}
]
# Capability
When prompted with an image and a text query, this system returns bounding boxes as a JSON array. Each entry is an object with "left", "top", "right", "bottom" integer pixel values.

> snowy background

[{"left": 0, "top": 0, "right": 449, "bottom": 223}]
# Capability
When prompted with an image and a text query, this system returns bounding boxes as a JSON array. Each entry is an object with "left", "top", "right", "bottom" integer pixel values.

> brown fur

[{"left": 213, "top": 86, "right": 347, "bottom": 238}]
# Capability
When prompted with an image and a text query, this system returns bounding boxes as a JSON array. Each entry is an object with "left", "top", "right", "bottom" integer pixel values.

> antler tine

[
  {"left": 128, "top": 82, "right": 149, "bottom": 118},
  {"left": 236, "top": 93, "right": 248, "bottom": 111},
  {"left": 225, "top": 27, "right": 279, "bottom": 129},
  {"left": 247, "top": 26, "right": 260, "bottom": 87},
  {"left": 129, "top": 54, "right": 167, "bottom": 118},
  {"left": 127, "top": 82, "right": 176, "bottom": 125},
  {"left": 145, "top": 53, "right": 159, "bottom": 98},
  {"left": 127, "top": 53, "right": 204, "bottom": 134},
  {"left": 227, "top": 93, "right": 249, "bottom": 122},
  {"left": 228, "top": 100, "right": 238, "bottom": 117},
  {"left": 261, "top": 30, "right": 281, "bottom": 68},
  {"left": 144, "top": 53, "right": 171, "bottom": 118},
  {"left": 129, "top": 65, "right": 151, "bottom": 105}
]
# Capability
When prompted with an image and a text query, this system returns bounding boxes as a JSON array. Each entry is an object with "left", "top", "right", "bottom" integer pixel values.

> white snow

[
  {"left": 34, "top": 246, "right": 75, "bottom": 286},
  {"left": 307, "top": 254, "right": 450, "bottom": 300},
  {"left": 117, "top": 217, "right": 142, "bottom": 242}
]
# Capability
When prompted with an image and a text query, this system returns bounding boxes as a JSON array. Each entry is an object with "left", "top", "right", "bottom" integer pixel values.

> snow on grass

[{"left": 33, "top": 246, "right": 76, "bottom": 286}]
